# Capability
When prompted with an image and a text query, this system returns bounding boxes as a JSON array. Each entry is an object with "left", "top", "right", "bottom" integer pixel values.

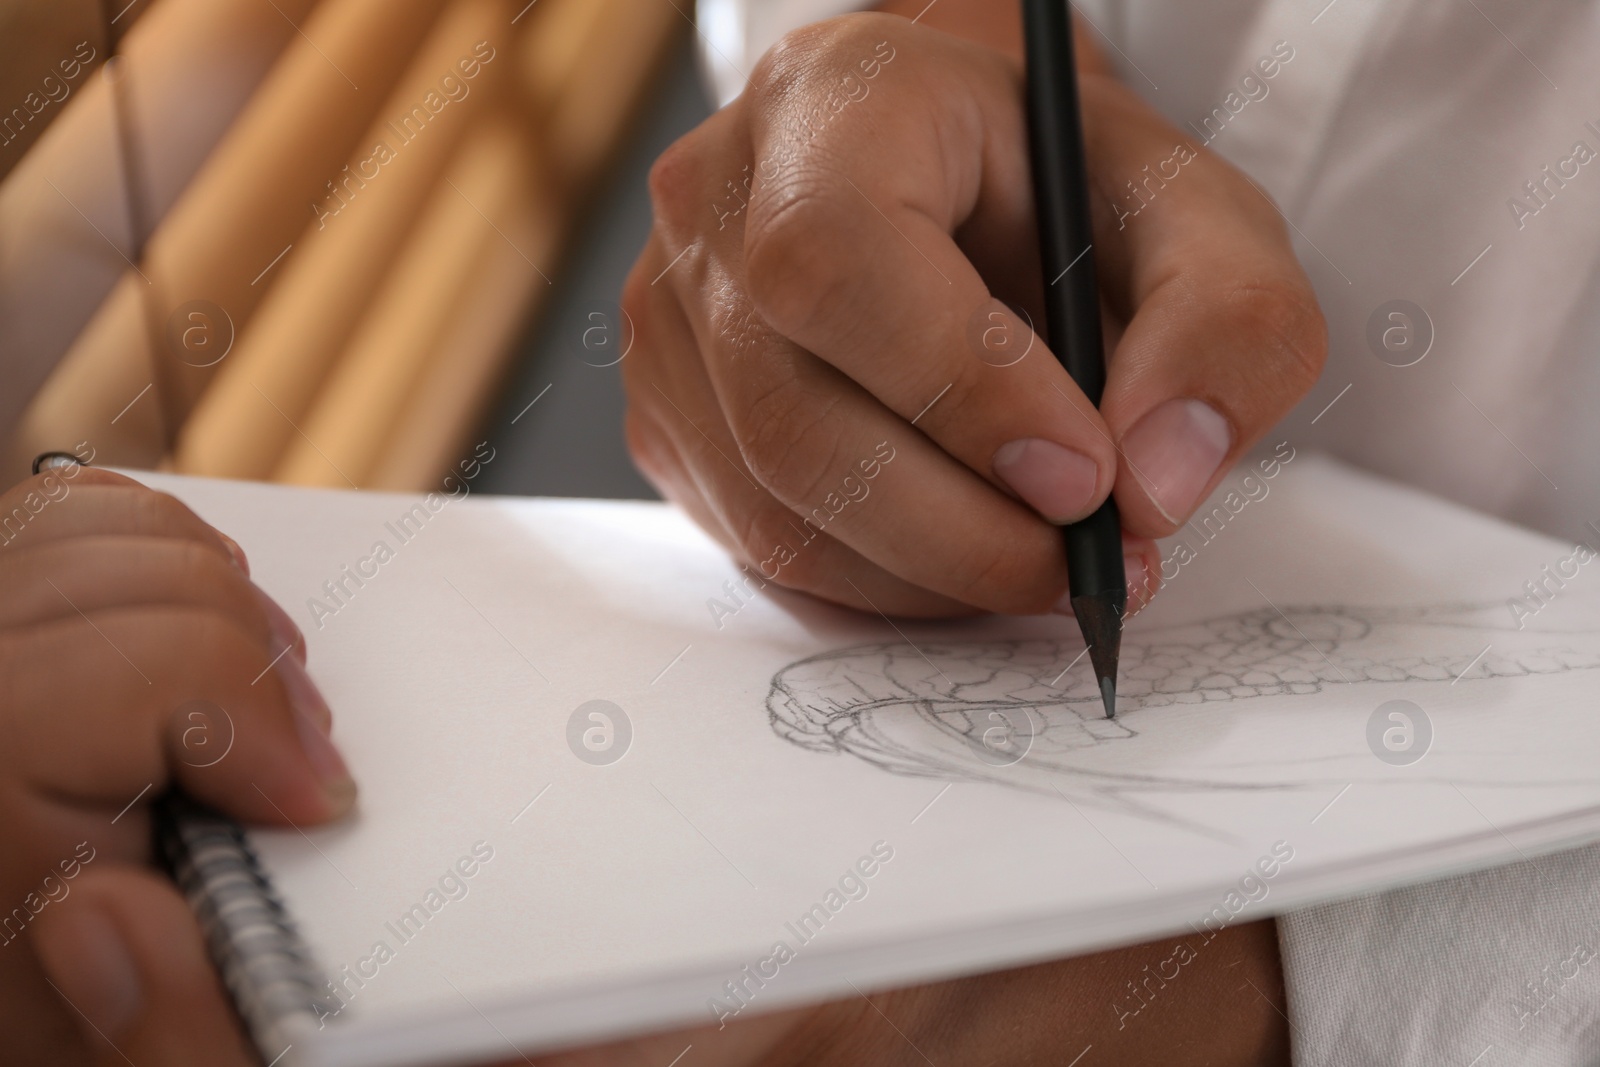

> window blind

[{"left": 3, "top": 0, "right": 683, "bottom": 490}]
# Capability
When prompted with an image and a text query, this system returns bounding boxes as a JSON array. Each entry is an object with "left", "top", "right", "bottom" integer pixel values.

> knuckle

[
  {"left": 750, "top": 11, "right": 892, "bottom": 91},
  {"left": 181, "top": 542, "right": 260, "bottom": 620},
  {"left": 735, "top": 379, "right": 845, "bottom": 506},
  {"left": 732, "top": 502, "right": 823, "bottom": 592},
  {"left": 623, "top": 407, "right": 668, "bottom": 486},
  {"left": 770, "top": 540, "right": 824, "bottom": 593},
  {"left": 618, "top": 267, "right": 655, "bottom": 381},
  {"left": 132, "top": 489, "right": 202, "bottom": 536},
  {"left": 744, "top": 17, "right": 899, "bottom": 338},
  {"left": 748, "top": 20, "right": 849, "bottom": 106},
  {"left": 646, "top": 131, "right": 708, "bottom": 235},
  {"left": 168, "top": 536, "right": 236, "bottom": 593},
  {"left": 618, "top": 354, "right": 651, "bottom": 417},
  {"left": 164, "top": 609, "right": 273, "bottom": 698},
  {"left": 743, "top": 184, "right": 856, "bottom": 339},
  {"left": 618, "top": 265, "right": 673, "bottom": 400},
  {"left": 620, "top": 257, "right": 652, "bottom": 328}
]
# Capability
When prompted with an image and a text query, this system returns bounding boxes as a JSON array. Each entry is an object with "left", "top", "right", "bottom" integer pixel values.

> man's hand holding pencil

[{"left": 621, "top": 11, "right": 1326, "bottom": 620}]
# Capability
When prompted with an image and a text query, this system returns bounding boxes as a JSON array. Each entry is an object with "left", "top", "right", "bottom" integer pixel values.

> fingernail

[
  {"left": 992, "top": 439, "right": 1101, "bottom": 523},
  {"left": 277, "top": 659, "right": 354, "bottom": 807},
  {"left": 1120, "top": 399, "right": 1232, "bottom": 524},
  {"left": 217, "top": 533, "right": 249, "bottom": 574},
  {"left": 48, "top": 907, "right": 143, "bottom": 1040},
  {"left": 254, "top": 586, "right": 306, "bottom": 663}
]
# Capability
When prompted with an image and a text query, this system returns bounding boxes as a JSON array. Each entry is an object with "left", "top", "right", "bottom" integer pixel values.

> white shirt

[{"left": 699, "top": 2, "right": 1600, "bottom": 1062}]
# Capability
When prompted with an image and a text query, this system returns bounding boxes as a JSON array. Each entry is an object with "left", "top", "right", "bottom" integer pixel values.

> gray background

[{"left": 476, "top": 36, "right": 713, "bottom": 500}]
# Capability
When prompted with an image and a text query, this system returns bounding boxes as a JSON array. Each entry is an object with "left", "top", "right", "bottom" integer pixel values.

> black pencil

[{"left": 1020, "top": 0, "right": 1125, "bottom": 718}]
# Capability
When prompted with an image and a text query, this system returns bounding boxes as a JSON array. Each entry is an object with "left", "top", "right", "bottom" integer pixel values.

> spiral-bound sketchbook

[{"left": 144, "top": 454, "right": 1600, "bottom": 1067}]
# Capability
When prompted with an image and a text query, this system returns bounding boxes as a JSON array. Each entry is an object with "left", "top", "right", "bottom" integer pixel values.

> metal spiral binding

[{"left": 154, "top": 794, "right": 340, "bottom": 1062}]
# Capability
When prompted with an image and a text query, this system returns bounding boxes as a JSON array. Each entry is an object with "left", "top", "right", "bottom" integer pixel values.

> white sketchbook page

[{"left": 141, "top": 455, "right": 1600, "bottom": 1067}]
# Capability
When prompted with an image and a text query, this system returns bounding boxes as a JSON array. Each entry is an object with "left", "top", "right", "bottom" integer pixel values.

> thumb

[
  {"left": 1079, "top": 77, "right": 1327, "bottom": 538},
  {"left": 33, "top": 867, "right": 257, "bottom": 1067}
]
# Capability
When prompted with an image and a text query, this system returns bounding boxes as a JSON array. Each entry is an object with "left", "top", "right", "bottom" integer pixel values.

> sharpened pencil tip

[{"left": 1070, "top": 589, "right": 1125, "bottom": 721}]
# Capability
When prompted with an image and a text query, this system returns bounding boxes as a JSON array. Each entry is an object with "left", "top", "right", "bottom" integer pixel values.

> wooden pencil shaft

[
  {"left": 1021, "top": 0, "right": 1104, "bottom": 404},
  {"left": 1021, "top": 0, "right": 1124, "bottom": 604}
]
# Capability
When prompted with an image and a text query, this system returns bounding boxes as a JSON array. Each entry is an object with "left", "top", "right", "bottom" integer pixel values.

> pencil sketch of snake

[{"left": 766, "top": 603, "right": 1600, "bottom": 828}]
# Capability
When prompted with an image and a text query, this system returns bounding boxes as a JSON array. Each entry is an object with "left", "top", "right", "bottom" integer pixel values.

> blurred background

[{"left": 0, "top": 0, "right": 715, "bottom": 499}]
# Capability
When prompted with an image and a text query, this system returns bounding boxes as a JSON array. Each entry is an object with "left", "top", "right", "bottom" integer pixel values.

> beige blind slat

[
  {"left": 516, "top": 0, "right": 613, "bottom": 116},
  {"left": 275, "top": 117, "right": 536, "bottom": 487},
  {"left": 8, "top": 0, "right": 685, "bottom": 491},
  {"left": 0, "top": 0, "right": 320, "bottom": 458},
  {"left": 363, "top": 0, "right": 684, "bottom": 489},
  {"left": 367, "top": 160, "right": 555, "bottom": 490},
  {"left": 174, "top": 0, "right": 512, "bottom": 481},
  {"left": 541, "top": 0, "right": 683, "bottom": 190},
  {"left": 5, "top": 0, "right": 448, "bottom": 483},
  {"left": 0, "top": 0, "right": 167, "bottom": 182},
  {"left": 0, "top": 0, "right": 106, "bottom": 180}
]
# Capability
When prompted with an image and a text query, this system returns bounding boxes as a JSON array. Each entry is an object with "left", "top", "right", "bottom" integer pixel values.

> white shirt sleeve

[{"left": 1280, "top": 842, "right": 1600, "bottom": 1064}]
